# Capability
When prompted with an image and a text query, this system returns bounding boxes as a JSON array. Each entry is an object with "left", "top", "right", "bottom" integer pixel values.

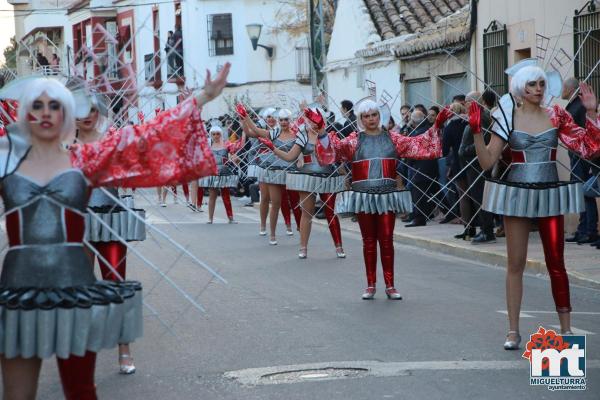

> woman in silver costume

[
  {"left": 316, "top": 100, "right": 448, "bottom": 300},
  {"left": 238, "top": 106, "right": 299, "bottom": 245},
  {"left": 470, "top": 62, "right": 600, "bottom": 349},
  {"left": 75, "top": 93, "right": 145, "bottom": 374},
  {"left": 261, "top": 107, "right": 346, "bottom": 259},
  {"left": 0, "top": 63, "right": 229, "bottom": 399},
  {"left": 197, "top": 125, "right": 245, "bottom": 224}
]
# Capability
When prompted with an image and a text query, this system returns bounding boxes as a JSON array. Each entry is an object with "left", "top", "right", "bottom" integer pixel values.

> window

[
  {"left": 144, "top": 53, "right": 155, "bottom": 82},
  {"left": 438, "top": 74, "right": 468, "bottom": 105},
  {"left": 208, "top": 14, "right": 233, "bottom": 56},
  {"left": 405, "top": 79, "right": 432, "bottom": 107},
  {"left": 295, "top": 47, "right": 310, "bottom": 83},
  {"left": 105, "top": 21, "right": 119, "bottom": 79},
  {"left": 574, "top": 2, "right": 600, "bottom": 96},
  {"left": 483, "top": 20, "right": 508, "bottom": 96}
]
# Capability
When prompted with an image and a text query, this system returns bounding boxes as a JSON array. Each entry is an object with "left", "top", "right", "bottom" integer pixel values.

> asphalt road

[{"left": 33, "top": 193, "right": 600, "bottom": 399}]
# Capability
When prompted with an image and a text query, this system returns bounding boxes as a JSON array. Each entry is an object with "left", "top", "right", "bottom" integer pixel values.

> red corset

[
  {"left": 511, "top": 149, "right": 557, "bottom": 163},
  {"left": 5, "top": 208, "right": 85, "bottom": 247},
  {"left": 352, "top": 158, "right": 396, "bottom": 182}
]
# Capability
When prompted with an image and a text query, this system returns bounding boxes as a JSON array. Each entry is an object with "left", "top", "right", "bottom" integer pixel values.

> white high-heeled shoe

[
  {"left": 503, "top": 331, "right": 521, "bottom": 350},
  {"left": 298, "top": 247, "right": 307, "bottom": 259},
  {"left": 119, "top": 354, "right": 136, "bottom": 375},
  {"left": 385, "top": 287, "right": 402, "bottom": 300},
  {"left": 335, "top": 246, "right": 346, "bottom": 258},
  {"left": 361, "top": 287, "right": 376, "bottom": 300}
]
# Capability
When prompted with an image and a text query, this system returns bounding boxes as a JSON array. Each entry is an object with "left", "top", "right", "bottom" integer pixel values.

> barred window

[
  {"left": 574, "top": 3, "right": 600, "bottom": 96},
  {"left": 208, "top": 14, "right": 233, "bottom": 56},
  {"left": 483, "top": 20, "right": 508, "bottom": 96}
]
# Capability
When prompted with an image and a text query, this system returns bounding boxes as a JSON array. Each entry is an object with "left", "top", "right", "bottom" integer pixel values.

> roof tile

[{"left": 362, "top": 0, "right": 466, "bottom": 37}]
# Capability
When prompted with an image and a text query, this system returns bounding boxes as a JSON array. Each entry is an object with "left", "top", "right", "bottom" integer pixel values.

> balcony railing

[{"left": 34, "top": 65, "right": 65, "bottom": 76}]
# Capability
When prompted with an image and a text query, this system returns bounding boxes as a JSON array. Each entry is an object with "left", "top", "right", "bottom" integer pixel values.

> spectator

[
  {"left": 427, "top": 106, "right": 440, "bottom": 126},
  {"left": 452, "top": 94, "right": 466, "bottom": 105},
  {"left": 50, "top": 53, "right": 60, "bottom": 73},
  {"left": 439, "top": 102, "right": 468, "bottom": 224},
  {"left": 447, "top": 91, "right": 481, "bottom": 240},
  {"left": 165, "top": 31, "right": 176, "bottom": 72},
  {"left": 405, "top": 110, "right": 439, "bottom": 227},
  {"left": 459, "top": 89, "right": 498, "bottom": 244},
  {"left": 387, "top": 115, "right": 397, "bottom": 133},
  {"left": 414, "top": 103, "right": 427, "bottom": 114},
  {"left": 562, "top": 77, "right": 598, "bottom": 245},
  {"left": 36, "top": 53, "right": 50, "bottom": 69},
  {"left": 398, "top": 104, "right": 411, "bottom": 134},
  {"left": 172, "top": 26, "right": 184, "bottom": 73},
  {"left": 339, "top": 99, "right": 357, "bottom": 137}
]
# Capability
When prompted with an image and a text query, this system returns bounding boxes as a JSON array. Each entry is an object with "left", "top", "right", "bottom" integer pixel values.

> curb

[{"left": 311, "top": 217, "right": 600, "bottom": 290}]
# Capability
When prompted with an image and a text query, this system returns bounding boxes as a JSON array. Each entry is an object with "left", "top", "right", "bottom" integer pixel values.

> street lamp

[{"left": 246, "top": 23, "right": 274, "bottom": 58}]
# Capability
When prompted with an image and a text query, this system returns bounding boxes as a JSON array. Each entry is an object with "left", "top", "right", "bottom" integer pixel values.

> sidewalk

[{"left": 313, "top": 215, "right": 600, "bottom": 289}]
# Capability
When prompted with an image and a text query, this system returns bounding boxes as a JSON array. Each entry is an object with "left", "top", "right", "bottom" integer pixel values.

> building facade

[
  {"left": 325, "top": 0, "right": 471, "bottom": 121},
  {"left": 8, "top": 0, "right": 312, "bottom": 120}
]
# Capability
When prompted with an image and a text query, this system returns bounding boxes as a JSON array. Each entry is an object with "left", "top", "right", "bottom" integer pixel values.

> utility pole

[{"left": 309, "top": 0, "right": 327, "bottom": 97}]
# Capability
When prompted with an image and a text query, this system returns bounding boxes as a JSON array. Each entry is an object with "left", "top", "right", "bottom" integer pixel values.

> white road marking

[
  {"left": 519, "top": 310, "right": 600, "bottom": 315},
  {"left": 549, "top": 325, "right": 596, "bottom": 335},
  {"left": 496, "top": 310, "right": 535, "bottom": 318},
  {"left": 225, "top": 359, "right": 600, "bottom": 386}
]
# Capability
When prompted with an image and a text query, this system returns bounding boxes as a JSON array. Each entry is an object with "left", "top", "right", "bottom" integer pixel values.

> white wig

[
  {"left": 510, "top": 65, "right": 547, "bottom": 98},
  {"left": 356, "top": 99, "right": 379, "bottom": 120},
  {"left": 262, "top": 107, "right": 277, "bottom": 118},
  {"left": 18, "top": 78, "right": 75, "bottom": 139},
  {"left": 209, "top": 125, "right": 223, "bottom": 134},
  {"left": 278, "top": 108, "right": 292, "bottom": 119}
]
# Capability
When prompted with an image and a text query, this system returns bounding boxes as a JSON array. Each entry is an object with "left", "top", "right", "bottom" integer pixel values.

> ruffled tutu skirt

[
  {"left": 198, "top": 174, "right": 239, "bottom": 189},
  {"left": 482, "top": 179, "right": 584, "bottom": 218},
  {"left": 259, "top": 167, "right": 288, "bottom": 185},
  {"left": 246, "top": 164, "right": 263, "bottom": 179},
  {"left": 0, "top": 280, "right": 143, "bottom": 359},
  {"left": 85, "top": 206, "right": 146, "bottom": 242},
  {"left": 334, "top": 190, "right": 413, "bottom": 218},
  {"left": 285, "top": 172, "right": 345, "bottom": 194}
]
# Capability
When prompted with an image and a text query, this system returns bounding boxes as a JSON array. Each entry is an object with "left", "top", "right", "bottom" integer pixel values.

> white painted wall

[
  {"left": 327, "top": 0, "right": 380, "bottom": 64},
  {"left": 475, "top": 0, "right": 590, "bottom": 91},
  {"left": 129, "top": 0, "right": 311, "bottom": 119}
]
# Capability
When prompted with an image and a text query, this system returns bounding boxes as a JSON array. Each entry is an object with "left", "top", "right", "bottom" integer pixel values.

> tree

[
  {"left": 2, "top": 36, "right": 17, "bottom": 69},
  {"left": 271, "top": 0, "right": 336, "bottom": 47}
]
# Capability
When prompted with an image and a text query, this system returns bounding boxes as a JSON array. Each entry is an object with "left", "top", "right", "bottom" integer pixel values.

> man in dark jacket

[
  {"left": 405, "top": 110, "right": 439, "bottom": 227},
  {"left": 562, "top": 78, "right": 598, "bottom": 245},
  {"left": 339, "top": 100, "right": 357, "bottom": 138},
  {"left": 459, "top": 90, "right": 497, "bottom": 244}
]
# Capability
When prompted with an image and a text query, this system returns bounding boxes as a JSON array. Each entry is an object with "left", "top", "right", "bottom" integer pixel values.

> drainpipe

[{"left": 469, "top": 0, "right": 478, "bottom": 91}]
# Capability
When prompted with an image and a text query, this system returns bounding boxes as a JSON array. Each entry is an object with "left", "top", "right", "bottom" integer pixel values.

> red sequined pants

[
  {"left": 56, "top": 351, "right": 97, "bottom": 400},
  {"left": 356, "top": 212, "right": 396, "bottom": 287},
  {"left": 538, "top": 216, "right": 571, "bottom": 312}
]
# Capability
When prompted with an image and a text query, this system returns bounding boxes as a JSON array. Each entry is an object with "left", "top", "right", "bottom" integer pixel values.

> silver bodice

[
  {"left": 295, "top": 130, "right": 337, "bottom": 175},
  {"left": 352, "top": 132, "right": 397, "bottom": 193},
  {"left": 211, "top": 147, "right": 235, "bottom": 175},
  {"left": 1, "top": 169, "right": 96, "bottom": 288},
  {"left": 506, "top": 129, "right": 559, "bottom": 183},
  {"left": 269, "top": 130, "right": 296, "bottom": 170}
]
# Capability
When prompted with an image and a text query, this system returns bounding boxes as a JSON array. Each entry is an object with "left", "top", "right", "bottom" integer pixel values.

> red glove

[
  {"left": 304, "top": 108, "right": 325, "bottom": 130},
  {"left": 258, "top": 137, "right": 275, "bottom": 151},
  {"left": 434, "top": 106, "right": 452, "bottom": 129},
  {"left": 137, "top": 111, "right": 145, "bottom": 124},
  {"left": 468, "top": 102, "right": 482, "bottom": 134},
  {"left": 154, "top": 107, "right": 162, "bottom": 116},
  {"left": 236, "top": 104, "right": 248, "bottom": 119}
]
